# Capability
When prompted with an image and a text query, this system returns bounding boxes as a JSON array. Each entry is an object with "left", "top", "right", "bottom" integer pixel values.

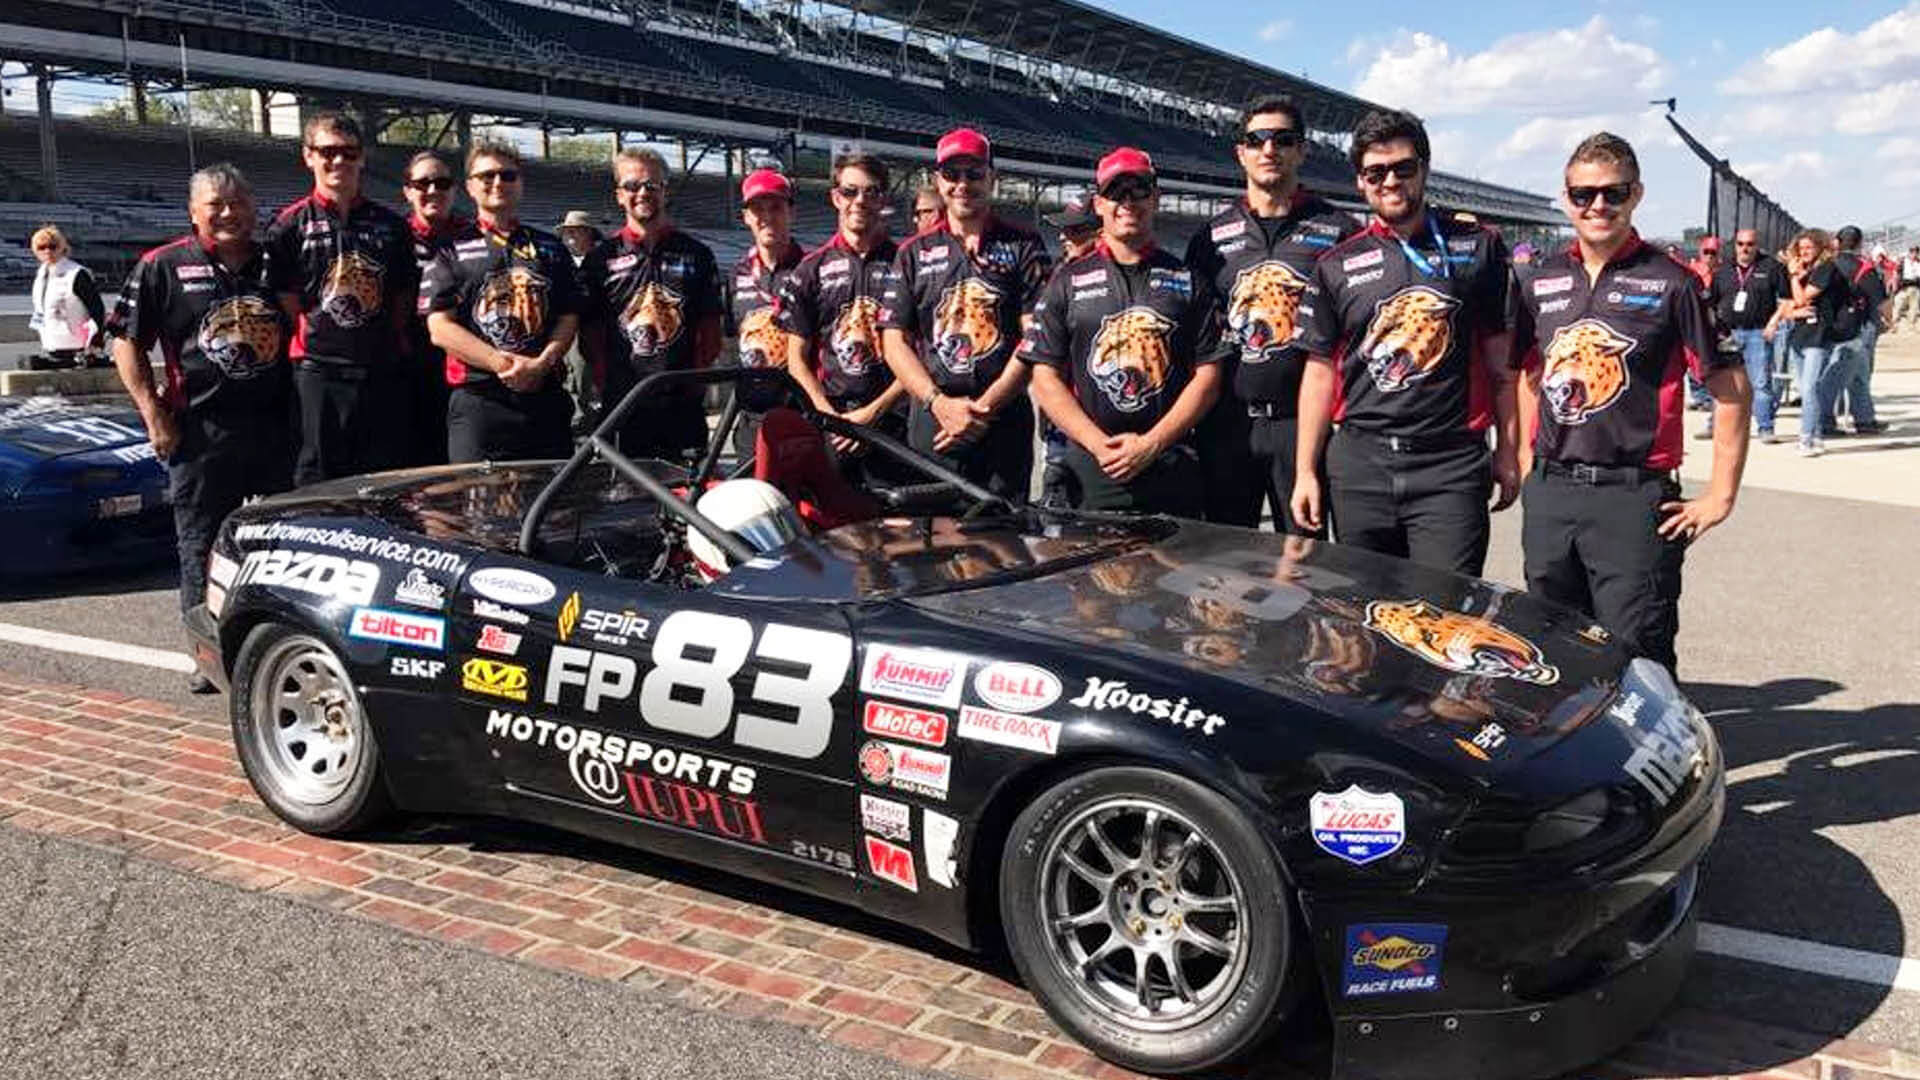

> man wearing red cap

[
  {"left": 1022, "top": 148, "right": 1227, "bottom": 516},
  {"left": 880, "top": 128, "right": 1052, "bottom": 496},
  {"left": 726, "top": 168, "right": 807, "bottom": 452}
]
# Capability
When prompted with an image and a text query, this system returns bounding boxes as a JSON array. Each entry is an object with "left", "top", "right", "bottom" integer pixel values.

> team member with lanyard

[
  {"left": 1022, "top": 148, "right": 1227, "bottom": 516},
  {"left": 107, "top": 164, "right": 294, "bottom": 692},
  {"left": 264, "top": 111, "right": 417, "bottom": 485},
  {"left": 880, "top": 128, "right": 1052, "bottom": 497},
  {"left": 422, "top": 140, "right": 581, "bottom": 463},
  {"left": 776, "top": 152, "right": 906, "bottom": 471},
  {"left": 1706, "top": 228, "right": 1784, "bottom": 443},
  {"left": 399, "top": 150, "right": 467, "bottom": 465},
  {"left": 580, "top": 147, "right": 723, "bottom": 463},
  {"left": 1292, "top": 109, "right": 1519, "bottom": 575},
  {"left": 724, "top": 168, "right": 807, "bottom": 453},
  {"left": 1510, "top": 133, "right": 1749, "bottom": 673},
  {"left": 1186, "top": 94, "right": 1359, "bottom": 531}
]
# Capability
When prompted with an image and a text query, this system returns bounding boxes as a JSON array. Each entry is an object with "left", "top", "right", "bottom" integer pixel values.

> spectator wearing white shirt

[
  {"left": 1894, "top": 246, "right": 1920, "bottom": 332},
  {"left": 29, "top": 225, "right": 107, "bottom": 367}
]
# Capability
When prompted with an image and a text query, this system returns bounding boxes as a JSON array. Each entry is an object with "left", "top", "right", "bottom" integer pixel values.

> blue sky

[{"left": 1097, "top": 0, "right": 1920, "bottom": 239}]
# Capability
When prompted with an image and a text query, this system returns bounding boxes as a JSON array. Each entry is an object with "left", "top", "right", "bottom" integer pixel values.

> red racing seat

[{"left": 753, "top": 408, "right": 879, "bottom": 530}]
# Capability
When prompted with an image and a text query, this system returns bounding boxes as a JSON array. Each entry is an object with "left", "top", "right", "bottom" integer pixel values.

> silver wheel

[
  {"left": 246, "top": 634, "right": 364, "bottom": 806},
  {"left": 1038, "top": 797, "right": 1251, "bottom": 1032}
]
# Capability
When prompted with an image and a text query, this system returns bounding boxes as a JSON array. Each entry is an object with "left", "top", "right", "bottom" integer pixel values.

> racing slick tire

[
  {"left": 1000, "top": 766, "right": 1297, "bottom": 1074},
  {"left": 231, "top": 622, "right": 392, "bottom": 835}
]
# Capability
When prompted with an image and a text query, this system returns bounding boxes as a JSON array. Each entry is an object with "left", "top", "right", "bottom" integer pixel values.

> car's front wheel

[
  {"left": 1000, "top": 767, "right": 1298, "bottom": 1074},
  {"left": 231, "top": 622, "right": 390, "bottom": 835}
]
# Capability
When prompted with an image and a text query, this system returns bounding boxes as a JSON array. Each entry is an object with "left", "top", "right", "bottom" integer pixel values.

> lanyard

[{"left": 1394, "top": 211, "right": 1451, "bottom": 281}]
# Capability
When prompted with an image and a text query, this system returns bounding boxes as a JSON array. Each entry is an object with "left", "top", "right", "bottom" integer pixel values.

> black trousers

[
  {"left": 169, "top": 405, "right": 294, "bottom": 616},
  {"left": 908, "top": 399, "right": 1035, "bottom": 500},
  {"left": 448, "top": 380, "right": 574, "bottom": 464},
  {"left": 293, "top": 363, "right": 409, "bottom": 486},
  {"left": 1198, "top": 404, "right": 1323, "bottom": 536},
  {"left": 1522, "top": 464, "right": 1687, "bottom": 673},
  {"left": 1063, "top": 442, "right": 1204, "bottom": 518},
  {"left": 603, "top": 366, "right": 710, "bottom": 465},
  {"left": 1327, "top": 428, "right": 1491, "bottom": 576},
  {"left": 408, "top": 346, "right": 450, "bottom": 467}
]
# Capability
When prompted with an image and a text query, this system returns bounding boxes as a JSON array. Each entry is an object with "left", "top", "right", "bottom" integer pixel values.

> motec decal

[
  {"left": 462, "top": 658, "right": 529, "bottom": 702},
  {"left": 864, "top": 835, "right": 918, "bottom": 892},
  {"left": 1359, "top": 286, "right": 1459, "bottom": 392},
  {"left": 1362, "top": 599, "right": 1560, "bottom": 685},
  {"left": 957, "top": 706, "right": 1060, "bottom": 755},
  {"left": 1310, "top": 786, "right": 1406, "bottom": 866},
  {"left": 236, "top": 549, "right": 379, "bottom": 607},
  {"left": 1540, "top": 319, "right": 1635, "bottom": 425},
  {"left": 859, "top": 644, "right": 965, "bottom": 709},
  {"left": 861, "top": 701, "right": 949, "bottom": 748},
  {"left": 347, "top": 607, "right": 446, "bottom": 651},
  {"left": 1342, "top": 923, "right": 1446, "bottom": 998},
  {"left": 468, "top": 567, "right": 557, "bottom": 607},
  {"left": 971, "top": 662, "right": 1061, "bottom": 715},
  {"left": 1068, "top": 677, "right": 1226, "bottom": 734}
]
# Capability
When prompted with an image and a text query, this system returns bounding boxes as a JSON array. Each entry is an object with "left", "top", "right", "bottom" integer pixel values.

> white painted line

[
  {"left": 1701, "top": 922, "right": 1920, "bottom": 992},
  {"left": 0, "top": 621, "right": 194, "bottom": 673}
]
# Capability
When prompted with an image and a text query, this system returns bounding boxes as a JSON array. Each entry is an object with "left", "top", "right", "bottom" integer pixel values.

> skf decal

[
  {"left": 1310, "top": 785, "right": 1405, "bottom": 866},
  {"left": 462, "top": 658, "right": 529, "bottom": 702},
  {"left": 390, "top": 657, "right": 445, "bottom": 680},
  {"left": 1342, "top": 923, "right": 1446, "bottom": 997},
  {"left": 1362, "top": 599, "right": 1560, "bottom": 685},
  {"left": 859, "top": 645, "right": 966, "bottom": 709},
  {"left": 348, "top": 607, "right": 445, "bottom": 651},
  {"left": 864, "top": 835, "right": 918, "bottom": 892}
]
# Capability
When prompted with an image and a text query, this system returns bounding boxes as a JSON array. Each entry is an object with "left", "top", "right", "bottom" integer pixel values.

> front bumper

[{"left": 184, "top": 603, "right": 228, "bottom": 693}]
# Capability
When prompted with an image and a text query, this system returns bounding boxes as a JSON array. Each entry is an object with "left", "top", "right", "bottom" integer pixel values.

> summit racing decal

[
  {"left": 1068, "top": 678, "right": 1226, "bottom": 734},
  {"left": 972, "top": 662, "right": 1061, "bottom": 714},
  {"left": 1310, "top": 786, "right": 1405, "bottom": 866},
  {"left": 862, "top": 700, "right": 949, "bottom": 748},
  {"left": 1342, "top": 923, "right": 1446, "bottom": 998},
  {"left": 235, "top": 549, "right": 379, "bottom": 607},
  {"left": 858, "top": 740, "right": 951, "bottom": 799},
  {"left": 1362, "top": 599, "right": 1559, "bottom": 685},
  {"left": 859, "top": 645, "right": 966, "bottom": 709},
  {"left": 231, "top": 522, "right": 465, "bottom": 575},
  {"left": 348, "top": 607, "right": 445, "bottom": 651}
]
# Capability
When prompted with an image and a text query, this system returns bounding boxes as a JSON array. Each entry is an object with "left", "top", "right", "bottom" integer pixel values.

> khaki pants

[{"left": 1893, "top": 284, "right": 1920, "bottom": 329}]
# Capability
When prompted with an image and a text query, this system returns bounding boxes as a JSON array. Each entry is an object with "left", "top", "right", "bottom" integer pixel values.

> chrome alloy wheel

[
  {"left": 1038, "top": 797, "right": 1250, "bottom": 1031},
  {"left": 246, "top": 634, "right": 364, "bottom": 806}
]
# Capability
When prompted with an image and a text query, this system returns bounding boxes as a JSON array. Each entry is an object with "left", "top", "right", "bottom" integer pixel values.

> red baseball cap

[
  {"left": 740, "top": 169, "right": 792, "bottom": 203},
  {"left": 1095, "top": 147, "right": 1156, "bottom": 193},
  {"left": 1699, "top": 235, "right": 1722, "bottom": 252},
  {"left": 936, "top": 128, "right": 992, "bottom": 166}
]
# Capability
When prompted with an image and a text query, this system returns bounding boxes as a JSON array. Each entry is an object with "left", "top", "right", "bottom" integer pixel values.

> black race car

[{"left": 188, "top": 368, "right": 1721, "bottom": 1080}]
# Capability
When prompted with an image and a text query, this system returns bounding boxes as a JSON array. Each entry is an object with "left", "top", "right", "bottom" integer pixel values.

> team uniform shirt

[
  {"left": 1708, "top": 256, "right": 1781, "bottom": 332},
  {"left": 1299, "top": 212, "right": 1511, "bottom": 438},
  {"left": 1183, "top": 193, "right": 1361, "bottom": 408},
  {"left": 725, "top": 241, "right": 804, "bottom": 370},
  {"left": 877, "top": 215, "right": 1051, "bottom": 398},
  {"left": 1778, "top": 261, "right": 1847, "bottom": 349},
  {"left": 579, "top": 225, "right": 722, "bottom": 387},
  {"left": 107, "top": 235, "right": 290, "bottom": 412},
  {"left": 419, "top": 218, "right": 581, "bottom": 388},
  {"left": 263, "top": 191, "right": 415, "bottom": 367},
  {"left": 1511, "top": 234, "right": 1731, "bottom": 471},
  {"left": 775, "top": 234, "right": 898, "bottom": 408},
  {"left": 1018, "top": 243, "right": 1230, "bottom": 437}
]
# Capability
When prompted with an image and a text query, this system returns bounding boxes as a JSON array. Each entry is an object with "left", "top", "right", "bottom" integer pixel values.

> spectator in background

[
  {"left": 1895, "top": 246, "right": 1920, "bottom": 331},
  {"left": 554, "top": 209, "right": 603, "bottom": 436},
  {"left": 1042, "top": 199, "right": 1100, "bottom": 261},
  {"left": 1827, "top": 226, "right": 1884, "bottom": 435},
  {"left": 1684, "top": 236, "right": 1721, "bottom": 411},
  {"left": 1708, "top": 228, "right": 1785, "bottom": 442},
  {"left": 399, "top": 150, "right": 465, "bottom": 465},
  {"left": 911, "top": 185, "right": 944, "bottom": 233},
  {"left": 1777, "top": 229, "right": 1840, "bottom": 456},
  {"left": 1512, "top": 242, "right": 1535, "bottom": 266},
  {"left": 29, "top": 225, "right": 106, "bottom": 367},
  {"left": 556, "top": 210, "right": 600, "bottom": 263}
]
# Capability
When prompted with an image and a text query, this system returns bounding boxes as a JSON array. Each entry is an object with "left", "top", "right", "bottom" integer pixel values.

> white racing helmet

[{"left": 688, "top": 478, "right": 802, "bottom": 581}]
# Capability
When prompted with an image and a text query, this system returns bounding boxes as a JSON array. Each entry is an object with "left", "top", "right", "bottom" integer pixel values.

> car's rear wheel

[
  {"left": 231, "top": 623, "right": 390, "bottom": 835},
  {"left": 1000, "top": 767, "right": 1297, "bottom": 1074}
]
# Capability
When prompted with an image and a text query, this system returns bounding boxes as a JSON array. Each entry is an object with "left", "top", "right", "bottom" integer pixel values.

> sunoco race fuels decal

[
  {"left": 861, "top": 700, "right": 949, "bottom": 748},
  {"left": 859, "top": 644, "right": 966, "bottom": 709},
  {"left": 1310, "top": 785, "right": 1406, "bottom": 866},
  {"left": 1342, "top": 923, "right": 1446, "bottom": 998}
]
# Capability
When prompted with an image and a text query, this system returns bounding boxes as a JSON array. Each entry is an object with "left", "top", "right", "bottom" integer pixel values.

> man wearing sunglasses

[
  {"left": 1185, "top": 94, "right": 1359, "bottom": 532},
  {"left": 264, "top": 111, "right": 417, "bottom": 485},
  {"left": 1022, "top": 148, "right": 1227, "bottom": 516},
  {"left": 1509, "top": 132, "right": 1750, "bottom": 674},
  {"left": 1293, "top": 109, "right": 1518, "bottom": 576},
  {"left": 880, "top": 129, "right": 1051, "bottom": 496},
  {"left": 724, "top": 168, "right": 808, "bottom": 454},
  {"left": 400, "top": 151, "right": 468, "bottom": 465},
  {"left": 1706, "top": 228, "right": 1784, "bottom": 442},
  {"left": 422, "top": 140, "right": 581, "bottom": 463},
  {"left": 579, "top": 147, "right": 723, "bottom": 464}
]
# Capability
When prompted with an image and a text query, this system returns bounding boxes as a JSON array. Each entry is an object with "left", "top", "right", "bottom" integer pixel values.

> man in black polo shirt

[
  {"left": 265, "top": 111, "right": 416, "bottom": 484},
  {"left": 1022, "top": 148, "right": 1226, "bottom": 517},
  {"left": 422, "top": 141, "right": 581, "bottom": 463},
  {"left": 1511, "top": 132, "right": 1750, "bottom": 673},
  {"left": 1706, "top": 227, "right": 1783, "bottom": 442},
  {"left": 1293, "top": 109, "right": 1519, "bottom": 575},
  {"left": 725, "top": 168, "right": 806, "bottom": 453},
  {"left": 108, "top": 163, "right": 294, "bottom": 691},
  {"left": 1186, "top": 94, "right": 1360, "bottom": 531},
  {"left": 580, "top": 147, "right": 723, "bottom": 463},
  {"left": 880, "top": 128, "right": 1051, "bottom": 497}
]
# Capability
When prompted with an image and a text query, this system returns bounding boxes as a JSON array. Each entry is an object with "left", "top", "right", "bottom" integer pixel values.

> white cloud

[
  {"left": 1351, "top": 17, "right": 1667, "bottom": 117},
  {"left": 1720, "top": 102, "right": 1801, "bottom": 138},
  {"left": 1720, "top": 4, "right": 1920, "bottom": 95},
  {"left": 1426, "top": 128, "right": 1475, "bottom": 175},
  {"left": 1877, "top": 138, "right": 1920, "bottom": 186},
  {"left": 1257, "top": 19, "right": 1293, "bottom": 42},
  {"left": 1737, "top": 151, "right": 1830, "bottom": 188},
  {"left": 1833, "top": 79, "right": 1920, "bottom": 135},
  {"left": 1492, "top": 110, "right": 1671, "bottom": 162}
]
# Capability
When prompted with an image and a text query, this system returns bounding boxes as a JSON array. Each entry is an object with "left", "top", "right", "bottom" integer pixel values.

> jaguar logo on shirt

[
  {"left": 196, "top": 296, "right": 284, "bottom": 380},
  {"left": 736, "top": 306, "right": 785, "bottom": 370},
  {"left": 320, "top": 251, "right": 386, "bottom": 329},
  {"left": 932, "top": 278, "right": 1003, "bottom": 376},
  {"left": 1541, "top": 319, "right": 1634, "bottom": 425},
  {"left": 1089, "top": 307, "right": 1175, "bottom": 413},
  {"left": 474, "top": 265, "right": 550, "bottom": 352},
  {"left": 1228, "top": 261, "right": 1309, "bottom": 364},
  {"left": 1360, "top": 286, "right": 1460, "bottom": 392},
  {"left": 620, "top": 280, "right": 684, "bottom": 359},
  {"left": 830, "top": 296, "right": 883, "bottom": 376},
  {"left": 1363, "top": 599, "right": 1559, "bottom": 685}
]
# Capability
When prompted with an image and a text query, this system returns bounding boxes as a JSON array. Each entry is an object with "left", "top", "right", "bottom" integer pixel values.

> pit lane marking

[
  {"left": 0, "top": 621, "right": 194, "bottom": 673},
  {"left": 1700, "top": 923, "right": 1920, "bottom": 992}
]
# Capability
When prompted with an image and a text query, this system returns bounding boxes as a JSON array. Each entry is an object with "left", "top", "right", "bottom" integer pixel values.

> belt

[
  {"left": 1540, "top": 459, "right": 1673, "bottom": 486},
  {"left": 1245, "top": 401, "right": 1296, "bottom": 419},
  {"left": 1338, "top": 427, "right": 1486, "bottom": 453},
  {"left": 294, "top": 359, "right": 390, "bottom": 382}
]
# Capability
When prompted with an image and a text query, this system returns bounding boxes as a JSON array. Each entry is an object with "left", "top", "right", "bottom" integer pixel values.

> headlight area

[{"left": 1433, "top": 785, "right": 1654, "bottom": 882}]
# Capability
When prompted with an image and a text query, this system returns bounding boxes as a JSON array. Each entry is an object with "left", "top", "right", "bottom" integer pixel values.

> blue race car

[{"left": 0, "top": 396, "right": 173, "bottom": 577}]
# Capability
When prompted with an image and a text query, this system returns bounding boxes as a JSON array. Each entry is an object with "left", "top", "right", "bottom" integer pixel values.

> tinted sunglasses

[
  {"left": 937, "top": 164, "right": 988, "bottom": 183},
  {"left": 470, "top": 169, "right": 521, "bottom": 185},
  {"left": 1099, "top": 175, "right": 1157, "bottom": 202},
  {"left": 307, "top": 144, "right": 363, "bottom": 162},
  {"left": 913, "top": 205, "right": 942, "bottom": 217},
  {"left": 405, "top": 176, "right": 455, "bottom": 192},
  {"left": 618, "top": 179, "right": 666, "bottom": 194},
  {"left": 1567, "top": 183, "right": 1634, "bottom": 207},
  {"left": 835, "top": 184, "right": 886, "bottom": 202},
  {"left": 1239, "top": 128, "right": 1303, "bottom": 150},
  {"left": 1358, "top": 158, "right": 1421, "bottom": 186}
]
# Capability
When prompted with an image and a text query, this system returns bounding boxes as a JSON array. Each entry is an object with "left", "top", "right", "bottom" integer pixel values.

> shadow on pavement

[{"left": 0, "top": 562, "right": 177, "bottom": 603}]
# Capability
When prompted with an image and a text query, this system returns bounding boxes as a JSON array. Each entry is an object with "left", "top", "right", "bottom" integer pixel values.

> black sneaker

[
  {"left": 1854, "top": 422, "right": 1887, "bottom": 435},
  {"left": 187, "top": 673, "right": 217, "bottom": 695}
]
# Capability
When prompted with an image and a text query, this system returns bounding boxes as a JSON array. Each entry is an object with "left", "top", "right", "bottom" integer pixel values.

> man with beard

[
  {"left": 1186, "top": 94, "right": 1359, "bottom": 531},
  {"left": 880, "top": 129, "right": 1051, "bottom": 497},
  {"left": 399, "top": 150, "right": 467, "bottom": 465},
  {"left": 1510, "top": 132, "right": 1749, "bottom": 673},
  {"left": 1022, "top": 148, "right": 1226, "bottom": 516},
  {"left": 1292, "top": 109, "right": 1519, "bottom": 576},
  {"left": 422, "top": 140, "right": 581, "bottom": 463},
  {"left": 265, "top": 111, "right": 416, "bottom": 484},
  {"left": 777, "top": 152, "right": 905, "bottom": 472},
  {"left": 725, "top": 168, "right": 806, "bottom": 453},
  {"left": 107, "top": 164, "right": 294, "bottom": 691},
  {"left": 580, "top": 147, "right": 723, "bottom": 462}
]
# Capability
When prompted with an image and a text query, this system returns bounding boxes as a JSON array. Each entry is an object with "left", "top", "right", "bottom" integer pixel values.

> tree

[
  {"left": 548, "top": 133, "right": 616, "bottom": 166},
  {"left": 381, "top": 112, "right": 457, "bottom": 148},
  {"left": 90, "top": 88, "right": 253, "bottom": 131}
]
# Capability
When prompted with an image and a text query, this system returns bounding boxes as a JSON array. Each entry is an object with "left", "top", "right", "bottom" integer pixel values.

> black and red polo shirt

[
  {"left": 1299, "top": 210, "right": 1511, "bottom": 438},
  {"left": 107, "top": 234, "right": 290, "bottom": 412},
  {"left": 406, "top": 212, "right": 468, "bottom": 363},
  {"left": 579, "top": 224, "right": 722, "bottom": 390},
  {"left": 1183, "top": 192, "right": 1360, "bottom": 408},
  {"left": 774, "top": 233, "right": 898, "bottom": 409},
  {"left": 1018, "top": 241, "right": 1229, "bottom": 437},
  {"left": 263, "top": 190, "right": 415, "bottom": 368},
  {"left": 877, "top": 215, "right": 1051, "bottom": 398},
  {"left": 419, "top": 217, "right": 581, "bottom": 389},
  {"left": 1510, "top": 233, "right": 1729, "bottom": 471},
  {"left": 725, "top": 241, "right": 804, "bottom": 370}
]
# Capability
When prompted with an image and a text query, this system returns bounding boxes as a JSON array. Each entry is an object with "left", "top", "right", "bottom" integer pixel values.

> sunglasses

[
  {"left": 913, "top": 206, "right": 942, "bottom": 217},
  {"left": 307, "top": 144, "right": 363, "bottom": 162},
  {"left": 1099, "top": 176, "right": 1157, "bottom": 203},
  {"left": 836, "top": 184, "right": 886, "bottom": 202},
  {"left": 618, "top": 179, "right": 666, "bottom": 194},
  {"left": 1358, "top": 158, "right": 1421, "bottom": 186},
  {"left": 1734, "top": 241, "right": 1757, "bottom": 247},
  {"left": 1567, "top": 183, "right": 1634, "bottom": 207},
  {"left": 32, "top": 242, "right": 58, "bottom": 250},
  {"left": 937, "top": 164, "right": 988, "bottom": 183},
  {"left": 1239, "top": 128, "right": 1303, "bottom": 150},
  {"left": 406, "top": 176, "right": 455, "bottom": 192},
  {"left": 470, "top": 169, "right": 521, "bottom": 185}
]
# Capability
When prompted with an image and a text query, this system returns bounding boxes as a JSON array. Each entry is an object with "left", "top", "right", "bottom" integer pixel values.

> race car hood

[{"left": 0, "top": 398, "right": 151, "bottom": 461}]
